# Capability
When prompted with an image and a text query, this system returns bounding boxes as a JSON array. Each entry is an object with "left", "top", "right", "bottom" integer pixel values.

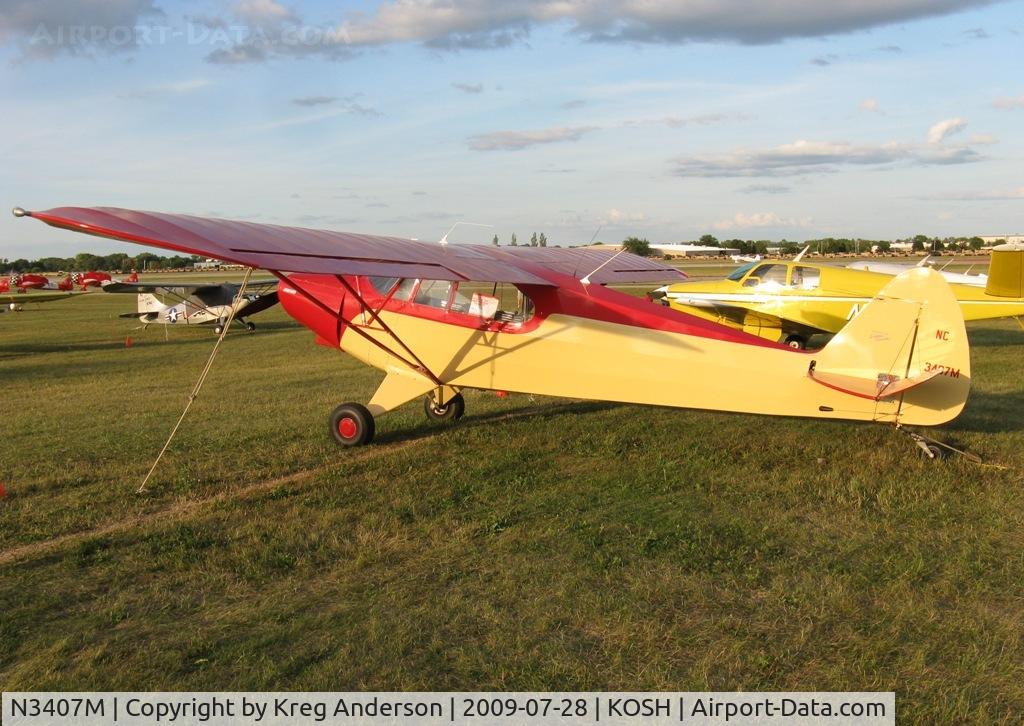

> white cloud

[
  {"left": 0, "top": 0, "right": 162, "bottom": 59},
  {"left": 993, "top": 95, "right": 1024, "bottom": 109},
  {"left": 671, "top": 138, "right": 983, "bottom": 178},
  {"left": 860, "top": 98, "right": 880, "bottom": 112},
  {"left": 468, "top": 126, "right": 597, "bottom": 151},
  {"left": 334, "top": 0, "right": 1002, "bottom": 49},
  {"left": 120, "top": 78, "right": 212, "bottom": 99},
  {"left": 713, "top": 212, "right": 812, "bottom": 231},
  {"left": 232, "top": 0, "right": 297, "bottom": 24},
  {"left": 602, "top": 208, "right": 647, "bottom": 224},
  {"left": 452, "top": 82, "right": 484, "bottom": 94},
  {"left": 969, "top": 133, "right": 997, "bottom": 145},
  {"left": 927, "top": 117, "right": 967, "bottom": 144}
]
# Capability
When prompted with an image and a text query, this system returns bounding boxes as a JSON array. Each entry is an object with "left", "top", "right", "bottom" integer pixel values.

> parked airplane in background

[
  {"left": 730, "top": 254, "right": 762, "bottom": 263},
  {"left": 17, "top": 206, "right": 972, "bottom": 454},
  {"left": 0, "top": 270, "right": 138, "bottom": 294},
  {"left": 104, "top": 279, "right": 279, "bottom": 333},
  {"left": 848, "top": 258, "right": 987, "bottom": 287},
  {"left": 653, "top": 244, "right": 1024, "bottom": 348}
]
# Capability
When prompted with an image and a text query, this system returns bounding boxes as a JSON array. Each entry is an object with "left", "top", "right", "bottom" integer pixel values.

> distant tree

[
  {"left": 875, "top": 241, "right": 892, "bottom": 253},
  {"left": 538, "top": 233, "right": 548, "bottom": 247},
  {"left": 510, "top": 233, "right": 518, "bottom": 247},
  {"left": 530, "top": 232, "right": 538, "bottom": 247},
  {"left": 969, "top": 236, "right": 984, "bottom": 251},
  {"left": 754, "top": 240, "right": 770, "bottom": 255},
  {"left": 621, "top": 236, "right": 652, "bottom": 257},
  {"left": 779, "top": 241, "right": 801, "bottom": 255},
  {"left": 492, "top": 234, "right": 499, "bottom": 246},
  {"left": 699, "top": 234, "right": 719, "bottom": 247},
  {"left": 911, "top": 239, "right": 926, "bottom": 252}
]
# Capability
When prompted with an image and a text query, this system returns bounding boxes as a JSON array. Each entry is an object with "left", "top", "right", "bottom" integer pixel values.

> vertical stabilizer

[
  {"left": 137, "top": 293, "right": 164, "bottom": 314},
  {"left": 984, "top": 243, "right": 1024, "bottom": 298},
  {"left": 811, "top": 267, "right": 970, "bottom": 426}
]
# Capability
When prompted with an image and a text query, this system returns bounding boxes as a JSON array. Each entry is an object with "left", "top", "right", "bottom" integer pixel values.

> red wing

[{"left": 21, "top": 206, "right": 684, "bottom": 286}]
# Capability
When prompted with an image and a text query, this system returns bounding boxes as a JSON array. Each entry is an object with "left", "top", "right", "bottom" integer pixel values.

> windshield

[{"left": 727, "top": 261, "right": 759, "bottom": 281}]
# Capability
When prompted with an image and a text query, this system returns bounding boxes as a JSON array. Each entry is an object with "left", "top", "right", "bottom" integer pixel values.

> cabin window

[
  {"left": 414, "top": 279, "right": 453, "bottom": 309},
  {"left": 745, "top": 264, "right": 788, "bottom": 286},
  {"left": 367, "top": 276, "right": 400, "bottom": 295},
  {"left": 728, "top": 261, "right": 758, "bottom": 281},
  {"left": 791, "top": 266, "right": 820, "bottom": 290},
  {"left": 392, "top": 278, "right": 418, "bottom": 301}
]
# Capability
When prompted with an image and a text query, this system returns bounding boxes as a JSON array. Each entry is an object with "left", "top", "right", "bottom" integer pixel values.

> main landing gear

[
  {"left": 784, "top": 334, "right": 807, "bottom": 350},
  {"left": 424, "top": 392, "right": 465, "bottom": 421},
  {"left": 213, "top": 318, "right": 257, "bottom": 335},
  {"left": 328, "top": 391, "right": 467, "bottom": 446}
]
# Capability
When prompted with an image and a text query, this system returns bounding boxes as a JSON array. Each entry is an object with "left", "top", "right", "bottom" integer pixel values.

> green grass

[{"left": 1, "top": 288, "right": 1022, "bottom": 722}]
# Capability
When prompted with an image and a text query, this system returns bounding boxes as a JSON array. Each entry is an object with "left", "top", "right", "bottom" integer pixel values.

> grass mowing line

[{"left": 0, "top": 399, "right": 598, "bottom": 568}]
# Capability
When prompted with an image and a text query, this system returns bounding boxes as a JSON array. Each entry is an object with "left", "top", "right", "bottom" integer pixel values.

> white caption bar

[{"left": 3, "top": 691, "right": 895, "bottom": 726}]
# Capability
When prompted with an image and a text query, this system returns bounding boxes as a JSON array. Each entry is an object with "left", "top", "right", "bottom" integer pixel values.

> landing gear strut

[
  {"left": 424, "top": 392, "right": 465, "bottom": 421},
  {"left": 329, "top": 403, "right": 375, "bottom": 446}
]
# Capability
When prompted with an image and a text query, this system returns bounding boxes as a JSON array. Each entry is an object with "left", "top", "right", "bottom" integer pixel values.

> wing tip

[{"left": 11, "top": 206, "right": 29, "bottom": 218}]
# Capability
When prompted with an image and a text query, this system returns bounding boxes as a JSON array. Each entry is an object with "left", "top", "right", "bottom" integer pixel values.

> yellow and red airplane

[
  {"left": 15, "top": 206, "right": 972, "bottom": 451},
  {"left": 653, "top": 248, "right": 1024, "bottom": 349}
]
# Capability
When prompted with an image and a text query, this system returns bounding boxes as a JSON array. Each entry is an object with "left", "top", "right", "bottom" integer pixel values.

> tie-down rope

[{"left": 137, "top": 267, "right": 254, "bottom": 493}]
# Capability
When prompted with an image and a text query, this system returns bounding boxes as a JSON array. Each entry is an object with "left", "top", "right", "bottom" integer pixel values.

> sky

[{"left": 0, "top": 0, "right": 1022, "bottom": 259}]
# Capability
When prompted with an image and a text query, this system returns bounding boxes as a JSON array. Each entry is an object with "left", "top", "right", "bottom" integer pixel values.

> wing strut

[
  {"left": 334, "top": 275, "right": 442, "bottom": 384},
  {"left": 273, "top": 272, "right": 443, "bottom": 386}
]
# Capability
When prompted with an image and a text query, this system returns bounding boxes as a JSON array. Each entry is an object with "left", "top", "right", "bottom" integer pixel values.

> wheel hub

[{"left": 338, "top": 417, "right": 358, "bottom": 438}]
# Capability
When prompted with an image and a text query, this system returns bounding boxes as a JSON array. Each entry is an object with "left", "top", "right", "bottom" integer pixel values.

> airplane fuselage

[{"left": 277, "top": 272, "right": 969, "bottom": 428}]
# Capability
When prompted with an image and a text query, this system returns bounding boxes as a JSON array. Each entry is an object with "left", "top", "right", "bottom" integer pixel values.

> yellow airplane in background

[{"left": 654, "top": 244, "right": 1024, "bottom": 348}]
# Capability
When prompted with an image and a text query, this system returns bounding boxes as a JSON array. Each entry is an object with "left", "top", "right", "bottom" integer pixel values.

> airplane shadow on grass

[
  {"left": 373, "top": 400, "right": 620, "bottom": 446},
  {"left": 948, "top": 388, "right": 1024, "bottom": 434}
]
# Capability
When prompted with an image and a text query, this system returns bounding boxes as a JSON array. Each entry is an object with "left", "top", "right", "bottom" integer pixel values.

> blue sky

[{"left": 1, "top": 0, "right": 1022, "bottom": 258}]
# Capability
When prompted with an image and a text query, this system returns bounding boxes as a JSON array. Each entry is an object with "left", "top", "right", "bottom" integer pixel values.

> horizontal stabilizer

[{"left": 808, "top": 366, "right": 943, "bottom": 400}]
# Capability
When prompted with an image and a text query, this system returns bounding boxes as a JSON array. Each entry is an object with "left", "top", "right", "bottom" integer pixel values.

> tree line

[{"left": 2, "top": 251, "right": 202, "bottom": 273}]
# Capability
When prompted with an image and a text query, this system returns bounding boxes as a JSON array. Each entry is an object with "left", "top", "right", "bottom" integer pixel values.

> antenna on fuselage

[{"left": 438, "top": 221, "right": 493, "bottom": 246}]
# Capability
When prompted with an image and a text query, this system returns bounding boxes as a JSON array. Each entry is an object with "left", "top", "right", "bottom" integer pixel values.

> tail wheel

[
  {"left": 245, "top": 321, "right": 256, "bottom": 332},
  {"left": 330, "top": 403, "right": 375, "bottom": 446},
  {"left": 784, "top": 334, "right": 807, "bottom": 350},
  {"left": 214, "top": 323, "right": 225, "bottom": 335},
  {"left": 424, "top": 392, "right": 465, "bottom": 421}
]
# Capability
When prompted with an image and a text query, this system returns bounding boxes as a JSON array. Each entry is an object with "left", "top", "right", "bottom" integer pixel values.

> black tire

[
  {"left": 214, "top": 324, "right": 224, "bottom": 335},
  {"left": 329, "top": 403, "right": 375, "bottom": 446},
  {"left": 245, "top": 321, "right": 256, "bottom": 332},
  {"left": 920, "top": 443, "right": 946, "bottom": 461},
  {"left": 784, "top": 334, "right": 807, "bottom": 350},
  {"left": 424, "top": 392, "right": 465, "bottom": 421}
]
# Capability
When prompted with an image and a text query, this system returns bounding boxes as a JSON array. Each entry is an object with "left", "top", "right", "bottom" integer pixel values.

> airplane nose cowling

[{"left": 276, "top": 275, "right": 347, "bottom": 348}]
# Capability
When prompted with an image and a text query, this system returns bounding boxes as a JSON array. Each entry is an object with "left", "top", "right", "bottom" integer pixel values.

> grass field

[{"left": 1, "top": 277, "right": 1022, "bottom": 722}]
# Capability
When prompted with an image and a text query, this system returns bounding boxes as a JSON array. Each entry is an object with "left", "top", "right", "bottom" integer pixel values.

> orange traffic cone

[
  {"left": 0, "top": 482, "right": 6, "bottom": 498},
  {"left": 125, "top": 336, "right": 133, "bottom": 348}
]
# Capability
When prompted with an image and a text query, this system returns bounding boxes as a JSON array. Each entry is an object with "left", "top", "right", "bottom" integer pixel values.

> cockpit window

[
  {"left": 367, "top": 276, "right": 399, "bottom": 295},
  {"left": 748, "top": 264, "right": 788, "bottom": 285},
  {"left": 392, "top": 278, "right": 417, "bottom": 301},
  {"left": 727, "top": 261, "right": 758, "bottom": 281},
  {"left": 791, "top": 266, "right": 820, "bottom": 290},
  {"left": 414, "top": 279, "right": 453, "bottom": 309}
]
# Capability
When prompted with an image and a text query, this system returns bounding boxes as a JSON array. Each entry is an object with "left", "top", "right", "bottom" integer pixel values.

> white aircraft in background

[
  {"left": 730, "top": 254, "right": 762, "bottom": 263},
  {"left": 105, "top": 279, "right": 279, "bottom": 334},
  {"left": 848, "top": 257, "right": 988, "bottom": 288}
]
